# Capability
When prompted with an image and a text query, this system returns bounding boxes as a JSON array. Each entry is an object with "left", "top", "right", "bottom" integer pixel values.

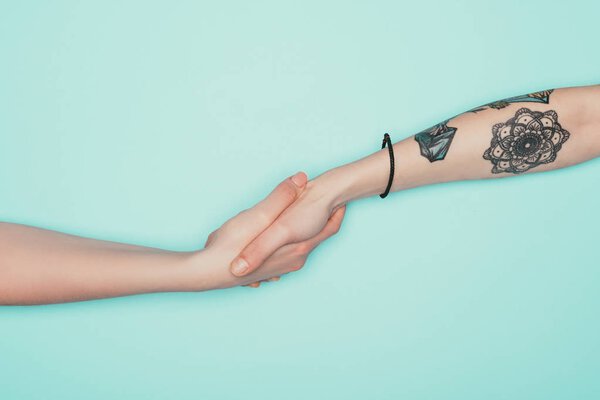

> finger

[
  {"left": 303, "top": 205, "right": 346, "bottom": 249},
  {"left": 252, "top": 172, "right": 307, "bottom": 224},
  {"left": 244, "top": 206, "right": 346, "bottom": 274},
  {"left": 248, "top": 282, "right": 261, "bottom": 288},
  {"left": 229, "top": 172, "right": 306, "bottom": 274},
  {"left": 204, "top": 231, "right": 216, "bottom": 247},
  {"left": 232, "top": 206, "right": 346, "bottom": 277},
  {"left": 231, "top": 172, "right": 306, "bottom": 246},
  {"left": 230, "top": 222, "right": 290, "bottom": 276},
  {"left": 244, "top": 276, "right": 278, "bottom": 287}
]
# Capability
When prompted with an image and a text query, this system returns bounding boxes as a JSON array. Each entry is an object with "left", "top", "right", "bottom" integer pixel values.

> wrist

[
  {"left": 174, "top": 249, "right": 234, "bottom": 292},
  {"left": 314, "top": 148, "right": 391, "bottom": 208}
]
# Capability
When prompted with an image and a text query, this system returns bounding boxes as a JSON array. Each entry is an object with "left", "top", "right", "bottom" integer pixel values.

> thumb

[
  {"left": 230, "top": 220, "right": 291, "bottom": 276},
  {"left": 229, "top": 172, "right": 306, "bottom": 276}
]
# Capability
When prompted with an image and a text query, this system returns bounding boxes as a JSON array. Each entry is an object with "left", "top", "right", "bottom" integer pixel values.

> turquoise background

[{"left": 1, "top": 1, "right": 599, "bottom": 398}]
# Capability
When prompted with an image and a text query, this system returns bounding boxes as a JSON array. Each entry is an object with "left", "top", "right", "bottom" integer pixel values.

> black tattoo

[
  {"left": 470, "top": 89, "right": 553, "bottom": 113},
  {"left": 414, "top": 120, "right": 458, "bottom": 162},
  {"left": 416, "top": 89, "right": 556, "bottom": 163},
  {"left": 483, "top": 108, "right": 570, "bottom": 174}
]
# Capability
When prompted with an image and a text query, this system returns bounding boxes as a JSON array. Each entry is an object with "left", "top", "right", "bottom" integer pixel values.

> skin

[
  {"left": 231, "top": 84, "right": 600, "bottom": 277},
  {"left": 0, "top": 172, "right": 345, "bottom": 305},
  {"left": 3, "top": 84, "right": 600, "bottom": 304}
]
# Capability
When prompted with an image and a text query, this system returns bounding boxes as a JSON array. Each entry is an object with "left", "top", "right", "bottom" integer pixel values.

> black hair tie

[{"left": 379, "top": 133, "right": 395, "bottom": 199}]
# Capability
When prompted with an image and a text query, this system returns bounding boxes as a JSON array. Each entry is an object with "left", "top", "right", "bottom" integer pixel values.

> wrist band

[{"left": 379, "top": 133, "right": 395, "bottom": 199}]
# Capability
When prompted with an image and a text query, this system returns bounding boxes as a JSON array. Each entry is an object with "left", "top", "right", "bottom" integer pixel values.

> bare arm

[
  {"left": 231, "top": 84, "right": 600, "bottom": 276},
  {"left": 0, "top": 222, "right": 196, "bottom": 304},
  {"left": 0, "top": 173, "right": 345, "bottom": 305}
]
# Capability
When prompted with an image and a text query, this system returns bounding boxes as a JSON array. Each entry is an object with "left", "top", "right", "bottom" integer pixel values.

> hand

[
  {"left": 226, "top": 154, "right": 391, "bottom": 280},
  {"left": 194, "top": 172, "right": 346, "bottom": 289},
  {"left": 229, "top": 172, "right": 346, "bottom": 278}
]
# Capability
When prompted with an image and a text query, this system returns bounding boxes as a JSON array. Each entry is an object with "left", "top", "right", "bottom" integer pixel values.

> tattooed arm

[{"left": 230, "top": 84, "right": 600, "bottom": 276}]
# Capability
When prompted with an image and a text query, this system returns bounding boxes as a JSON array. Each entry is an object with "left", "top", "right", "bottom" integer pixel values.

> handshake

[
  {"left": 192, "top": 142, "right": 394, "bottom": 293},
  {"left": 3, "top": 84, "right": 596, "bottom": 304},
  {"left": 197, "top": 171, "right": 350, "bottom": 290},
  {"left": 0, "top": 148, "right": 389, "bottom": 305}
]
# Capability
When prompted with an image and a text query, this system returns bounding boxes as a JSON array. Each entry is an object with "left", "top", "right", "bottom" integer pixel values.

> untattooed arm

[
  {"left": 230, "top": 84, "right": 600, "bottom": 276},
  {"left": 0, "top": 173, "right": 345, "bottom": 305}
]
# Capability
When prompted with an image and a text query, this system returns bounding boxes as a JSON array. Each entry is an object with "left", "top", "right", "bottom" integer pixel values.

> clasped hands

[{"left": 197, "top": 172, "right": 346, "bottom": 289}]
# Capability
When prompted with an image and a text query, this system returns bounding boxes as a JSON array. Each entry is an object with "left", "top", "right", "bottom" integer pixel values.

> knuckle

[
  {"left": 206, "top": 231, "right": 216, "bottom": 243},
  {"left": 292, "top": 261, "right": 306, "bottom": 271},
  {"left": 279, "top": 183, "right": 297, "bottom": 202},
  {"left": 294, "top": 243, "right": 311, "bottom": 255},
  {"left": 222, "top": 218, "right": 241, "bottom": 232},
  {"left": 236, "top": 209, "right": 253, "bottom": 221},
  {"left": 255, "top": 210, "right": 271, "bottom": 226},
  {"left": 242, "top": 245, "right": 266, "bottom": 266},
  {"left": 241, "top": 242, "right": 255, "bottom": 255}
]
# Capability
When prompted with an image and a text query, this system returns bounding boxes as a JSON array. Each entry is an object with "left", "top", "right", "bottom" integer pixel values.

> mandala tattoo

[
  {"left": 414, "top": 120, "right": 458, "bottom": 162},
  {"left": 470, "top": 89, "right": 553, "bottom": 113},
  {"left": 483, "top": 108, "right": 570, "bottom": 174}
]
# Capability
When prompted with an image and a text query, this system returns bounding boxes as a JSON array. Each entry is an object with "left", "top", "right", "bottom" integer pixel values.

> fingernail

[
  {"left": 231, "top": 258, "right": 249, "bottom": 275},
  {"left": 291, "top": 172, "right": 305, "bottom": 187}
]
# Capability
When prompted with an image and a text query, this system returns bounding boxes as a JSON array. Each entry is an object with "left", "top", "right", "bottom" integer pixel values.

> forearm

[
  {"left": 319, "top": 84, "right": 600, "bottom": 205},
  {"left": 0, "top": 222, "right": 207, "bottom": 305}
]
